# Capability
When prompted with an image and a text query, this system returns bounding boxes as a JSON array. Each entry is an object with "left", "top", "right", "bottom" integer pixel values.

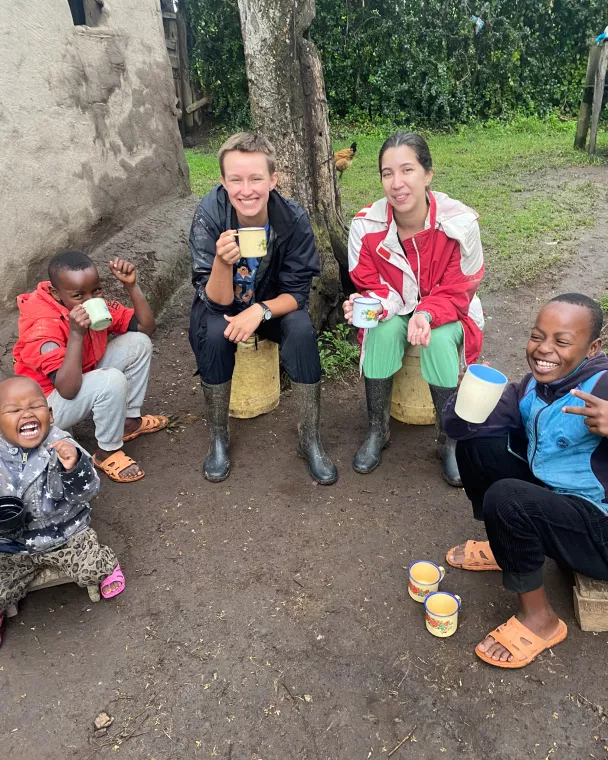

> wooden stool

[
  {"left": 390, "top": 344, "right": 436, "bottom": 425},
  {"left": 5, "top": 567, "right": 100, "bottom": 618},
  {"left": 229, "top": 337, "right": 280, "bottom": 419},
  {"left": 573, "top": 573, "right": 608, "bottom": 631}
]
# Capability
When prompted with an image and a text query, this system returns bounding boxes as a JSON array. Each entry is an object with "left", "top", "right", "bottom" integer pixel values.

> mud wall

[{"left": 0, "top": 0, "right": 190, "bottom": 307}]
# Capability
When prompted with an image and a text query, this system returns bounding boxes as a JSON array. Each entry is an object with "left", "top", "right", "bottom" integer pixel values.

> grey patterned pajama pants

[{"left": 0, "top": 528, "right": 118, "bottom": 615}]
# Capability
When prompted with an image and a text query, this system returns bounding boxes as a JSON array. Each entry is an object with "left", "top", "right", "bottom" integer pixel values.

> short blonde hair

[{"left": 217, "top": 132, "right": 277, "bottom": 176}]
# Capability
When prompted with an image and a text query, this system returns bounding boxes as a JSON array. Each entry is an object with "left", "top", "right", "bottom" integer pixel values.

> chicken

[{"left": 334, "top": 142, "right": 357, "bottom": 178}]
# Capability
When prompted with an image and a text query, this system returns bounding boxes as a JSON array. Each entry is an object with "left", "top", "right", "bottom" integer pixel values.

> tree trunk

[{"left": 236, "top": 0, "right": 348, "bottom": 327}]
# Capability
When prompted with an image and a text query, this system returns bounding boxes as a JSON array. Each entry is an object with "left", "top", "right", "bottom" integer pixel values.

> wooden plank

[
  {"left": 186, "top": 95, "right": 212, "bottom": 114},
  {"left": 162, "top": 11, "right": 177, "bottom": 19},
  {"left": 176, "top": 8, "right": 194, "bottom": 129},
  {"left": 28, "top": 567, "right": 73, "bottom": 591},
  {"left": 574, "top": 44, "right": 601, "bottom": 150},
  {"left": 165, "top": 38, "right": 177, "bottom": 51},
  {"left": 589, "top": 41, "right": 608, "bottom": 154}
]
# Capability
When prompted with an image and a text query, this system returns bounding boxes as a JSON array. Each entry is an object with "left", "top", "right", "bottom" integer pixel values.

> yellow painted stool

[
  {"left": 229, "top": 337, "right": 280, "bottom": 419},
  {"left": 390, "top": 344, "right": 436, "bottom": 425}
]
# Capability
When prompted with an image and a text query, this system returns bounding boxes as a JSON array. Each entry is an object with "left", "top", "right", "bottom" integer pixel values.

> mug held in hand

[
  {"left": 234, "top": 227, "right": 267, "bottom": 258},
  {"left": 352, "top": 296, "right": 382, "bottom": 328},
  {"left": 455, "top": 364, "right": 508, "bottom": 424},
  {"left": 83, "top": 298, "right": 113, "bottom": 331}
]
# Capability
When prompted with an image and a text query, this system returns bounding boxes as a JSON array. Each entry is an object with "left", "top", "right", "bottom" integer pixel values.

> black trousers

[
  {"left": 189, "top": 295, "right": 321, "bottom": 385},
  {"left": 456, "top": 437, "right": 608, "bottom": 593}
]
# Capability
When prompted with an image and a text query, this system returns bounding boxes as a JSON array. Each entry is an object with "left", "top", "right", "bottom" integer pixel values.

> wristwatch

[{"left": 259, "top": 302, "right": 272, "bottom": 321}]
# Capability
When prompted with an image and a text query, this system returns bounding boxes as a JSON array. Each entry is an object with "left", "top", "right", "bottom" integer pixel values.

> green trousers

[{"left": 363, "top": 315, "right": 463, "bottom": 387}]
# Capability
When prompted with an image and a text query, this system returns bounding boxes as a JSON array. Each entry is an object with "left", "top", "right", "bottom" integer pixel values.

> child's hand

[
  {"left": 50, "top": 440, "right": 79, "bottom": 471},
  {"left": 109, "top": 258, "right": 137, "bottom": 287},
  {"left": 69, "top": 304, "right": 92, "bottom": 335},
  {"left": 563, "top": 390, "right": 608, "bottom": 436}
]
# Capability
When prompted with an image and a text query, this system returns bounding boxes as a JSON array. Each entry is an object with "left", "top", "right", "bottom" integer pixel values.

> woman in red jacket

[{"left": 344, "top": 132, "right": 484, "bottom": 486}]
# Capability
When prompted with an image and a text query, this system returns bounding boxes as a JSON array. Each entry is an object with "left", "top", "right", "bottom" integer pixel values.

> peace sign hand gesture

[{"left": 562, "top": 389, "right": 608, "bottom": 436}]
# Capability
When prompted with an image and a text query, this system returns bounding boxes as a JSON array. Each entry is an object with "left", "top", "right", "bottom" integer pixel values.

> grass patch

[
  {"left": 185, "top": 117, "right": 607, "bottom": 290},
  {"left": 317, "top": 323, "right": 359, "bottom": 378},
  {"left": 186, "top": 150, "right": 221, "bottom": 197}
]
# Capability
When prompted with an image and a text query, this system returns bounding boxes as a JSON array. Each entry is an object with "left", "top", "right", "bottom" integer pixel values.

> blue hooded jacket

[{"left": 444, "top": 353, "right": 608, "bottom": 513}]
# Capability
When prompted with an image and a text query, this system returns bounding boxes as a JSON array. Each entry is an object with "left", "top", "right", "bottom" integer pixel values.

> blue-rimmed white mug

[
  {"left": 424, "top": 591, "right": 461, "bottom": 638},
  {"left": 407, "top": 560, "right": 445, "bottom": 603}
]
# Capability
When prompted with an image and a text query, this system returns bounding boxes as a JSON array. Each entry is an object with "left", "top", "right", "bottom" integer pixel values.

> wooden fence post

[
  {"left": 589, "top": 41, "right": 608, "bottom": 155},
  {"left": 574, "top": 44, "right": 601, "bottom": 150}
]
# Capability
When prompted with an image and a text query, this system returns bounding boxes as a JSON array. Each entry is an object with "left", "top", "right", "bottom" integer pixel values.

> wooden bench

[
  {"left": 5, "top": 567, "right": 100, "bottom": 618},
  {"left": 229, "top": 337, "right": 280, "bottom": 419},
  {"left": 573, "top": 573, "right": 608, "bottom": 631}
]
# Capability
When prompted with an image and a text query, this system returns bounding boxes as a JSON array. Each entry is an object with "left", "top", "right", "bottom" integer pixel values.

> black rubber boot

[
  {"left": 429, "top": 385, "right": 461, "bottom": 487},
  {"left": 202, "top": 381, "right": 231, "bottom": 482},
  {"left": 292, "top": 381, "right": 338, "bottom": 485},
  {"left": 353, "top": 377, "right": 393, "bottom": 474}
]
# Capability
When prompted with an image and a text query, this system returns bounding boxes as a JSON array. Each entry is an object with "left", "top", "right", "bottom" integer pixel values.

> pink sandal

[{"left": 100, "top": 564, "right": 125, "bottom": 599}]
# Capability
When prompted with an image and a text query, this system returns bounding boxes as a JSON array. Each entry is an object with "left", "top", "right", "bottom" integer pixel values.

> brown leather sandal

[
  {"left": 122, "top": 414, "right": 169, "bottom": 443},
  {"left": 476, "top": 616, "right": 568, "bottom": 669},
  {"left": 93, "top": 450, "right": 145, "bottom": 483},
  {"left": 446, "top": 540, "right": 500, "bottom": 571}
]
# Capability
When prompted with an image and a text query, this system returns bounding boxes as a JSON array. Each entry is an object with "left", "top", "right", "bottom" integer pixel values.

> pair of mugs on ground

[{"left": 408, "top": 560, "right": 461, "bottom": 638}]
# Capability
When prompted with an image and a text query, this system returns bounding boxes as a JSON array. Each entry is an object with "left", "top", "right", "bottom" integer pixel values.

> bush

[
  {"left": 183, "top": 0, "right": 606, "bottom": 129},
  {"left": 317, "top": 323, "right": 360, "bottom": 379}
]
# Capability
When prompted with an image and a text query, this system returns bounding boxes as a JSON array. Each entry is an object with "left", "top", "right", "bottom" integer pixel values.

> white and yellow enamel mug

[
  {"left": 407, "top": 560, "right": 445, "bottom": 603},
  {"left": 424, "top": 591, "right": 461, "bottom": 638}
]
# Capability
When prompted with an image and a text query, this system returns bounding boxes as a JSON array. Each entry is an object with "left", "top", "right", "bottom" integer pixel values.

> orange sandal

[
  {"left": 93, "top": 450, "right": 145, "bottom": 483},
  {"left": 475, "top": 616, "right": 568, "bottom": 669},
  {"left": 122, "top": 414, "right": 169, "bottom": 443},
  {"left": 446, "top": 540, "right": 501, "bottom": 571}
]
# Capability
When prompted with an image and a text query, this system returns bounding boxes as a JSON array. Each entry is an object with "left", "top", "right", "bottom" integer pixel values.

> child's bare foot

[
  {"left": 100, "top": 564, "right": 125, "bottom": 599},
  {"left": 94, "top": 448, "right": 143, "bottom": 480},
  {"left": 477, "top": 609, "right": 561, "bottom": 663}
]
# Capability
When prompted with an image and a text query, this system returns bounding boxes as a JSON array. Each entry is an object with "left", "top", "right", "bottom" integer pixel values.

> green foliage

[
  {"left": 182, "top": 0, "right": 251, "bottom": 127},
  {"left": 598, "top": 294, "right": 608, "bottom": 315},
  {"left": 315, "top": 0, "right": 606, "bottom": 126},
  {"left": 182, "top": 0, "right": 606, "bottom": 128},
  {"left": 185, "top": 118, "right": 607, "bottom": 289},
  {"left": 317, "top": 323, "right": 360, "bottom": 379}
]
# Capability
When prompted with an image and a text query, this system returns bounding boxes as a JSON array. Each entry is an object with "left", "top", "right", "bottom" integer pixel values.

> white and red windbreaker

[{"left": 348, "top": 191, "right": 485, "bottom": 366}]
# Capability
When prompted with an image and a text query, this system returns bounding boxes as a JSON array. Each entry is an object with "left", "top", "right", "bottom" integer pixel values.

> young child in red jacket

[{"left": 13, "top": 250, "right": 168, "bottom": 483}]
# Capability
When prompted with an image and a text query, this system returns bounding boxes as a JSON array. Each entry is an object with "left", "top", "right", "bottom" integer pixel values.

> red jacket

[
  {"left": 348, "top": 191, "right": 484, "bottom": 365},
  {"left": 13, "top": 282, "right": 134, "bottom": 396}
]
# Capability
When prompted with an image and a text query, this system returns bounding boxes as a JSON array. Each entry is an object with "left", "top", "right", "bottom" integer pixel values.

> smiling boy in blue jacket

[{"left": 444, "top": 293, "right": 608, "bottom": 668}]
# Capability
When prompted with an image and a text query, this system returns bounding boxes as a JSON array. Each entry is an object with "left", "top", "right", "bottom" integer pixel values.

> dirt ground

[{"left": 2, "top": 167, "right": 608, "bottom": 760}]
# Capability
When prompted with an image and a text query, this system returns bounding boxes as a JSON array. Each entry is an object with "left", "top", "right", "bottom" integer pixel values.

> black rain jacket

[{"left": 189, "top": 185, "right": 320, "bottom": 311}]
